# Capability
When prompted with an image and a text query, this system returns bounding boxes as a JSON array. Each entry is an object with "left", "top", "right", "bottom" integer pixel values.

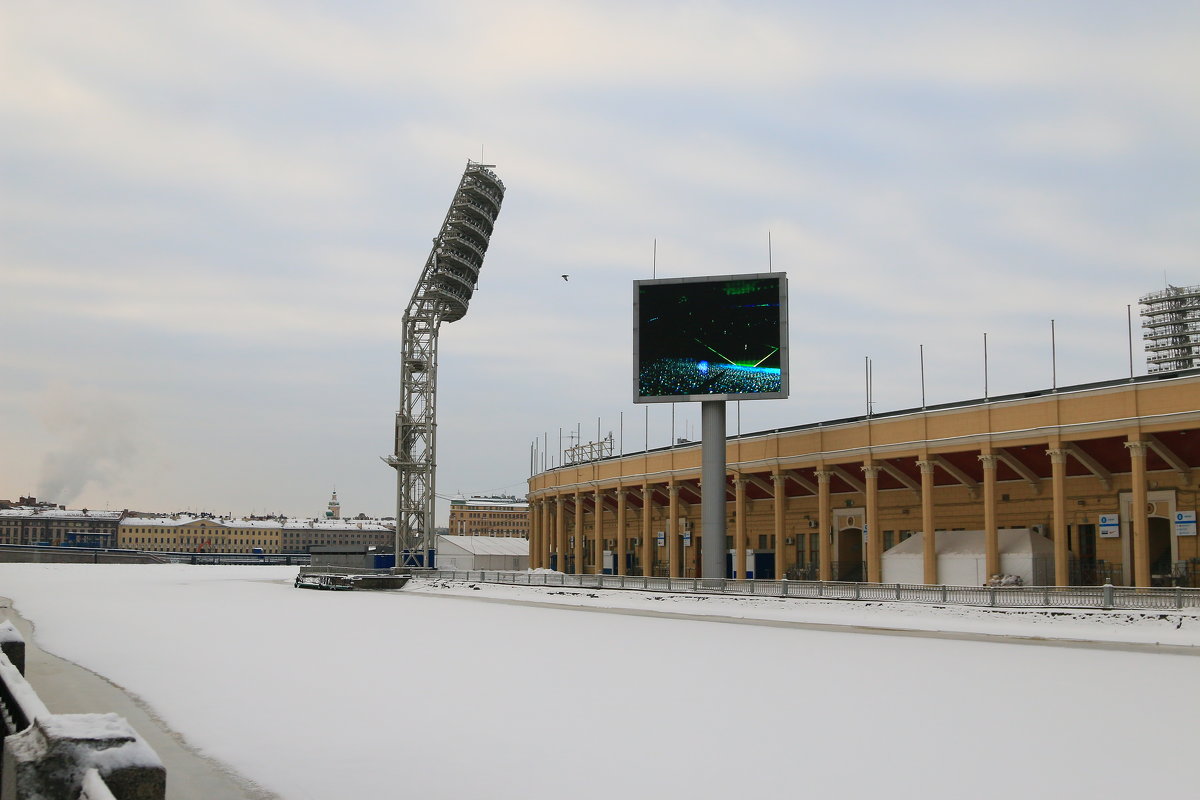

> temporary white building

[
  {"left": 881, "top": 528, "right": 1056, "bottom": 586},
  {"left": 435, "top": 535, "right": 529, "bottom": 571}
]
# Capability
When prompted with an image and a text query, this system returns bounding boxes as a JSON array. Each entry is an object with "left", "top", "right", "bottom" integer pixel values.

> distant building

[
  {"left": 118, "top": 516, "right": 281, "bottom": 553},
  {"left": 1141, "top": 284, "right": 1200, "bottom": 372},
  {"left": 117, "top": 515, "right": 393, "bottom": 554},
  {"left": 448, "top": 495, "right": 529, "bottom": 538},
  {"left": 0, "top": 506, "right": 123, "bottom": 547},
  {"left": 325, "top": 490, "right": 341, "bottom": 520},
  {"left": 281, "top": 518, "right": 392, "bottom": 554}
]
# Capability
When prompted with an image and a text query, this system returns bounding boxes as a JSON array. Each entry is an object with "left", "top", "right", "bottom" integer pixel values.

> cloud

[{"left": 2, "top": 1, "right": 1198, "bottom": 517}]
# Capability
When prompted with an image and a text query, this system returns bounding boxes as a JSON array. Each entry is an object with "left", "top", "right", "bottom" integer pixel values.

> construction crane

[{"left": 384, "top": 161, "right": 505, "bottom": 567}]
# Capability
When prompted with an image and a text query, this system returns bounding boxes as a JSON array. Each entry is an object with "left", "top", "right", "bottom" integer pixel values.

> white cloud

[{"left": 2, "top": 1, "right": 1197, "bottom": 516}]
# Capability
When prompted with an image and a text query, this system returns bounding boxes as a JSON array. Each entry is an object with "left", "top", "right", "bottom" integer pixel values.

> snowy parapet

[
  {"left": 0, "top": 620, "right": 25, "bottom": 674},
  {"left": 3, "top": 713, "right": 165, "bottom": 800}
]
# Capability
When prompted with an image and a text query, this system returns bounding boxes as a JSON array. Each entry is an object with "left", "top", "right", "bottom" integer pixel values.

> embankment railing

[{"left": 423, "top": 570, "right": 1200, "bottom": 611}]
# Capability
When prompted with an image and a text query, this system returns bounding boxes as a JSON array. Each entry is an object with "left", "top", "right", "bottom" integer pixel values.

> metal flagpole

[
  {"left": 1127, "top": 304, "right": 1135, "bottom": 380},
  {"left": 1051, "top": 319, "right": 1057, "bottom": 391},
  {"left": 983, "top": 333, "right": 989, "bottom": 400},
  {"left": 920, "top": 344, "right": 926, "bottom": 409}
]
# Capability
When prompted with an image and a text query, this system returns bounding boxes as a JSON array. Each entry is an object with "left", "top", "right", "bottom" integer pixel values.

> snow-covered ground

[{"left": 1, "top": 563, "right": 1197, "bottom": 799}]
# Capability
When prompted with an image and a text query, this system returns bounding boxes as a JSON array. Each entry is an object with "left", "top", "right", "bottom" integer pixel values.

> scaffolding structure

[
  {"left": 384, "top": 162, "right": 505, "bottom": 566},
  {"left": 1141, "top": 284, "right": 1200, "bottom": 373},
  {"left": 563, "top": 433, "right": 614, "bottom": 466}
]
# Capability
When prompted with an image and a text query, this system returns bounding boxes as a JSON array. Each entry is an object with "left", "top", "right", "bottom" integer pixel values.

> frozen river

[{"left": 1, "top": 564, "right": 1196, "bottom": 799}]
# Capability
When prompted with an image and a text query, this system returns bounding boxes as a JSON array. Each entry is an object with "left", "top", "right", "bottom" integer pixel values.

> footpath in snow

[{"left": 406, "top": 575, "right": 1200, "bottom": 649}]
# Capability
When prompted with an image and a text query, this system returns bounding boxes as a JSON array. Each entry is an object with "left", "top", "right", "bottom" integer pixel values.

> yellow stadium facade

[{"left": 527, "top": 370, "right": 1200, "bottom": 588}]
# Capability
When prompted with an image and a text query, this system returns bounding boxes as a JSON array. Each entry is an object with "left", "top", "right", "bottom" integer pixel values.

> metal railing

[{"left": 424, "top": 570, "right": 1200, "bottom": 610}]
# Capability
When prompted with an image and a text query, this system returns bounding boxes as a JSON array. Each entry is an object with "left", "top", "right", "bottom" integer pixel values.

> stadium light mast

[{"left": 384, "top": 161, "right": 505, "bottom": 568}]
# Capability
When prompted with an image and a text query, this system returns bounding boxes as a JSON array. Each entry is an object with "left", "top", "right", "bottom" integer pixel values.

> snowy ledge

[{"left": 404, "top": 578, "right": 1200, "bottom": 649}]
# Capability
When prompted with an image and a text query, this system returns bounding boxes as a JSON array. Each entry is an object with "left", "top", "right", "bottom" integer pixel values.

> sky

[
  {"left": 2, "top": 565, "right": 1198, "bottom": 799},
  {"left": 2, "top": 2, "right": 1198, "bottom": 522}
]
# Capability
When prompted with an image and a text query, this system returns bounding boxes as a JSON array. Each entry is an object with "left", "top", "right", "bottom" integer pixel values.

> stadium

[{"left": 528, "top": 367, "right": 1200, "bottom": 588}]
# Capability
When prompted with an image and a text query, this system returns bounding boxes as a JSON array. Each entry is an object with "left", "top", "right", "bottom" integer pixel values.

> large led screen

[{"left": 634, "top": 272, "right": 788, "bottom": 403}]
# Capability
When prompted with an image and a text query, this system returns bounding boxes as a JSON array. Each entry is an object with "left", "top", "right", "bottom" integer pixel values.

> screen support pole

[{"left": 701, "top": 400, "right": 727, "bottom": 579}]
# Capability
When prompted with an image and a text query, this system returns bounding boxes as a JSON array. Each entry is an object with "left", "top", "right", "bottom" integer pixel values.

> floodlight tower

[{"left": 384, "top": 161, "right": 505, "bottom": 567}]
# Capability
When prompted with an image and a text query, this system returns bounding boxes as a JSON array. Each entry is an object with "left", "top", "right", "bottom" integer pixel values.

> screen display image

[{"left": 634, "top": 273, "right": 788, "bottom": 403}]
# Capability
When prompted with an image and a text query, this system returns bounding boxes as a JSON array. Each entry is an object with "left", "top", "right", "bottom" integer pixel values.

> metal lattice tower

[
  {"left": 1140, "top": 284, "right": 1200, "bottom": 373},
  {"left": 384, "top": 161, "right": 505, "bottom": 567}
]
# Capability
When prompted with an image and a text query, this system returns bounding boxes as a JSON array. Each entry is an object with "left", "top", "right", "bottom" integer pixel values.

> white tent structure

[
  {"left": 881, "top": 528, "right": 1055, "bottom": 586},
  {"left": 435, "top": 535, "right": 529, "bottom": 571}
]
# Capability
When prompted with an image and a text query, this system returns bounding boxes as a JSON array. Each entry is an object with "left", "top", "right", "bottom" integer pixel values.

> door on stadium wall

[
  {"left": 833, "top": 508, "right": 864, "bottom": 581},
  {"left": 1120, "top": 490, "right": 1176, "bottom": 585},
  {"left": 836, "top": 529, "right": 863, "bottom": 581}
]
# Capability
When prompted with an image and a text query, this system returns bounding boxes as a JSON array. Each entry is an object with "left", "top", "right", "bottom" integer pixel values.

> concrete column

[
  {"left": 641, "top": 482, "right": 653, "bottom": 577},
  {"left": 816, "top": 470, "right": 833, "bottom": 581},
  {"left": 862, "top": 463, "right": 882, "bottom": 583},
  {"left": 916, "top": 459, "right": 937, "bottom": 585},
  {"left": 573, "top": 491, "right": 584, "bottom": 575},
  {"left": 555, "top": 495, "right": 566, "bottom": 572},
  {"left": 528, "top": 500, "right": 539, "bottom": 569},
  {"left": 593, "top": 488, "right": 604, "bottom": 574},
  {"left": 772, "top": 472, "right": 786, "bottom": 580},
  {"left": 668, "top": 482, "right": 681, "bottom": 578},
  {"left": 734, "top": 477, "right": 747, "bottom": 579},
  {"left": 547, "top": 496, "right": 554, "bottom": 573},
  {"left": 701, "top": 401, "right": 728, "bottom": 579},
  {"left": 1047, "top": 447, "right": 1069, "bottom": 586},
  {"left": 616, "top": 487, "right": 627, "bottom": 576},
  {"left": 1125, "top": 439, "right": 1150, "bottom": 588},
  {"left": 978, "top": 453, "right": 999, "bottom": 580}
]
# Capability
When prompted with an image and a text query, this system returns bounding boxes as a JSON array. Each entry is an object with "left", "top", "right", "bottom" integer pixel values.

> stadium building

[{"left": 527, "top": 369, "right": 1200, "bottom": 588}]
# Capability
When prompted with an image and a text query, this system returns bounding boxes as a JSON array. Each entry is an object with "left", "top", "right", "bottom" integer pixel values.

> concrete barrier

[
  {"left": 0, "top": 623, "right": 23, "bottom": 676},
  {"left": 0, "top": 627, "right": 164, "bottom": 800}
]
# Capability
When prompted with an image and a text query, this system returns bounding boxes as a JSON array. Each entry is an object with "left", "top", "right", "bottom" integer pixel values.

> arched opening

[{"left": 835, "top": 528, "right": 863, "bottom": 581}]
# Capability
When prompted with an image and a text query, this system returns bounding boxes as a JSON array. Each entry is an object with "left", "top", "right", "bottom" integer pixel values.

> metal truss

[
  {"left": 1141, "top": 284, "right": 1200, "bottom": 373},
  {"left": 384, "top": 162, "right": 505, "bottom": 566}
]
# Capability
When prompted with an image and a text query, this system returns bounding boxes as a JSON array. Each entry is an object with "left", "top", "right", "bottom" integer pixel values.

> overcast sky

[{"left": 3, "top": 2, "right": 1197, "bottom": 522}]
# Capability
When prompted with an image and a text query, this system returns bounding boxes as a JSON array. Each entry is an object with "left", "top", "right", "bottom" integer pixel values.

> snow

[
  {"left": 0, "top": 648, "right": 51, "bottom": 721},
  {"left": 37, "top": 713, "right": 163, "bottom": 771},
  {"left": 0, "top": 619, "right": 22, "bottom": 643},
  {"left": 1, "top": 563, "right": 1197, "bottom": 799}
]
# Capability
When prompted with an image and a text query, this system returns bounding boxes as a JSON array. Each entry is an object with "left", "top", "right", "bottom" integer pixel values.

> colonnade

[{"left": 527, "top": 433, "right": 1165, "bottom": 587}]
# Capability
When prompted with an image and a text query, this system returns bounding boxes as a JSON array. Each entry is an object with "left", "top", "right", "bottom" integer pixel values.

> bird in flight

[{"left": 561, "top": 274, "right": 569, "bottom": 281}]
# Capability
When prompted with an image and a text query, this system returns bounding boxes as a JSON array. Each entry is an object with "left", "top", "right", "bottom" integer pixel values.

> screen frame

[{"left": 632, "top": 271, "right": 789, "bottom": 404}]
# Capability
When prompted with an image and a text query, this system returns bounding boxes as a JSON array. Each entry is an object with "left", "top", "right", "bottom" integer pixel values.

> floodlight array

[
  {"left": 1141, "top": 284, "right": 1200, "bottom": 373},
  {"left": 386, "top": 162, "right": 505, "bottom": 566}
]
